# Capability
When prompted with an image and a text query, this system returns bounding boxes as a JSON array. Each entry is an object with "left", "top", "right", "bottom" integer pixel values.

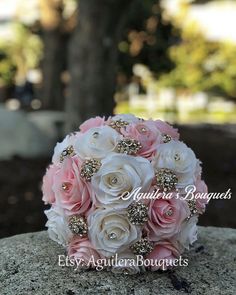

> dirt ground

[{"left": 0, "top": 124, "right": 235, "bottom": 238}]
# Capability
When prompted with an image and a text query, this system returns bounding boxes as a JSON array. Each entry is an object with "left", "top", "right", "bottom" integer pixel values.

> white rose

[
  {"left": 112, "top": 114, "right": 140, "bottom": 124},
  {"left": 52, "top": 133, "right": 77, "bottom": 165},
  {"left": 153, "top": 141, "right": 197, "bottom": 188},
  {"left": 74, "top": 126, "right": 121, "bottom": 159},
  {"left": 111, "top": 251, "right": 144, "bottom": 274},
  {"left": 45, "top": 207, "right": 72, "bottom": 247},
  {"left": 91, "top": 153, "right": 154, "bottom": 208},
  {"left": 176, "top": 215, "right": 198, "bottom": 250},
  {"left": 88, "top": 208, "right": 141, "bottom": 257}
]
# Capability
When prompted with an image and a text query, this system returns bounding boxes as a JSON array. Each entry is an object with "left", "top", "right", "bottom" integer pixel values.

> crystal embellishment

[
  {"left": 130, "top": 238, "right": 154, "bottom": 256},
  {"left": 109, "top": 119, "right": 129, "bottom": 130},
  {"left": 127, "top": 202, "right": 148, "bottom": 225},
  {"left": 187, "top": 199, "right": 198, "bottom": 220},
  {"left": 155, "top": 168, "right": 178, "bottom": 192},
  {"left": 162, "top": 134, "right": 172, "bottom": 143},
  {"left": 68, "top": 215, "right": 88, "bottom": 237},
  {"left": 80, "top": 159, "right": 101, "bottom": 181},
  {"left": 108, "top": 232, "right": 117, "bottom": 240},
  {"left": 117, "top": 138, "right": 142, "bottom": 155},
  {"left": 60, "top": 145, "right": 75, "bottom": 162}
]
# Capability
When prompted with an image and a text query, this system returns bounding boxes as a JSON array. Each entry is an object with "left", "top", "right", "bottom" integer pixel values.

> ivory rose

[
  {"left": 53, "top": 156, "right": 91, "bottom": 216},
  {"left": 176, "top": 215, "right": 198, "bottom": 250},
  {"left": 52, "top": 133, "right": 78, "bottom": 165},
  {"left": 45, "top": 206, "right": 72, "bottom": 247},
  {"left": 112, "top": 114, "right": 140, "bottom": 124},
  {"left": 145, "top": 196, "right": 190, "bottom": 241},
  {"left": 153, "top": 141, "right": 198, "bottom": 188},
  {"left": 88, "top": 208, "right": 141, "bottom": 257},
  {"left": 75, "top": 126, "right": 121, "bottom": 159},
  {"left": 91, "top": 153, "right": 154, "bottom": 208}
]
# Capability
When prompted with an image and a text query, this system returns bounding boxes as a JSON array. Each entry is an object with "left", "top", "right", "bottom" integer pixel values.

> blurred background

[{"left": 0, "top": 0, "right": 235, "bottom": 238}]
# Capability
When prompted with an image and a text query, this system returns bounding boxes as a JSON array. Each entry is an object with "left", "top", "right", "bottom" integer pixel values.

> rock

[
  {"left": 0, "top": 106, "right": 53, "bottom": 159},
  {"left": 0, "top": 226, "right": 236, "bottom": 295},
  {"left": 27, "top": 110, "right": 66, "bottom": 143}
]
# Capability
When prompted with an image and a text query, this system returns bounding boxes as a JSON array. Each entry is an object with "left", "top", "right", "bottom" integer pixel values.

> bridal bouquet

[{"left": 42, "top": 114, "right": 208, "bottom": 274}]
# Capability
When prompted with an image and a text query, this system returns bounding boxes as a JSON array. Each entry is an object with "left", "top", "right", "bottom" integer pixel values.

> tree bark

[
  {"left": 40, "top": 29, "right": 67, "bottom": 110},
  {"left": 66, "top": 0, "right": 133, "bottom": 131},
  {"left": 39, "top": 0, "right": 66, "bottom": 110}
]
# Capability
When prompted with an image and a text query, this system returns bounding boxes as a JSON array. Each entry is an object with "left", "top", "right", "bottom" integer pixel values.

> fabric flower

[
  {"left": 88, "top": 208, "right": 141, "bottom": 257},
  {"left": 112, "top": 114, "right": 140, "bottom": 124},
  {"left": 53, "top": 156, "right": 92, "bottom": 216},
  {"left": 155, "top": 120, "right": 179, "bottom": 140},
  {"left": 146, "top": 240, "right": 181, "bottom": 271},
  {"left": 91, "top": 153, "right": 154, "bottom": 208},
  {"left": 120, "top": 120, "right": 162, "bottom": 159},
  {"left": 42, "top": 164, "right": 59, "bottom": 204},
  {"left": 153, "top": 141, "right": 197, "bottom": 188},
  {"left": 68, "top": 237, "right": 101, "bottom": 269},
  {"left": 45, "top": 206, "right": 72, "bottom": 247},
  {"left": 75, "top": 126, "right": 121, "bottom": 159},
  {"left": 175, "top": 215, "right": 198, "bottom": 250},
  {"left": 52, "top": 133, "right": 78, "bottom": 165},
  {"left": 195, "top": 180, "right": 209, "bottom": 213},
  {"left": 145, "top": 196, "right": 190, "bottom": 241},
  {"left": 79, "top": 116, "right": 106, "bottom": 133}
]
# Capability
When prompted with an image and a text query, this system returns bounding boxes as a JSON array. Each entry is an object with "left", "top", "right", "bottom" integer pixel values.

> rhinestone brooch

[
  {"left": 155, "top": 168, "right": 178, "bottom": 192},
  {"left": 109, "top": 119, "right": 129, "bottom": 131},
  {"left": 68, "top": 215, "right": 88, "bottom": 237},
  {"left": 162, "top": 134, "right": 172, "bottom": 143},
  {"left": 130, "top": 238, "right": 154, "bottom": 257},
  {"left": 60, "top": 145, "right": 75, "bottom": 162},
  {"left": 117, "top": 138, "right": 142, "bottom": 155},
  {"left": 80, "top": 159, "right": 101, "bottom": 181},
  {"left": 187, "top": 199, "right": 198, "bottom": 220},
  {"left": 127, "top": 202, "right": 148, "bottom": 225}
]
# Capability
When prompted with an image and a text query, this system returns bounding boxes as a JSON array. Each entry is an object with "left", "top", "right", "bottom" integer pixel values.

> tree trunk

[
  {"left": 39, "top": 0, "right": 66, "bottom": 110},
  {"left": 40, "top": 29, "right": 67, "bottom": 110},
  {"left": 66, "top": 0, "right": 133, "bottom": 131}
]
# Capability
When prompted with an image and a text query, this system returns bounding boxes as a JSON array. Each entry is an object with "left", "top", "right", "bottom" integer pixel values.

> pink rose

[
  {"left": 79, "top": 116, "right": 106, "bottom": 133},
  {"left": 121, "top": 120, "right": 162, "bottom": 159},
  {"left": 68, "top": 237, "right": 101, "bottom": 269},
  {"left": 146, "top": 240, "right": 181, "bottom": 271},
  {"left": 195, "top": 180, "right": 209, "bottom": 213},
  {"left": 42, "top": 164, "right": 59, "bottom": 204},
  {"left": 53, "top": 156, "right": 92, "bottom": 216},
  {"left": 155, "top": 120, "right": 179, "bottom": 140},
  {"left": 145, "top": 196, "right": 190, "bottom": 241}
]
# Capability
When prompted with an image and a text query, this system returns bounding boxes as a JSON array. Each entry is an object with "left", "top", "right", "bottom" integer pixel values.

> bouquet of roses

[{"left": 42, "top": 114, "right": 208, "bottom": 274}]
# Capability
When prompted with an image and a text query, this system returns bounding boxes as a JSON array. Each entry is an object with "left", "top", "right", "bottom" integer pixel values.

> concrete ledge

[{"left": 0, "top": 227, "right": 236, "bottom": 295}]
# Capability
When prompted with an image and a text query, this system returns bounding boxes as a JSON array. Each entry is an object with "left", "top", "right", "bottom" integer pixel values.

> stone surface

[{"left": 0, "top": 226, "right": 236, "bottom": 295}]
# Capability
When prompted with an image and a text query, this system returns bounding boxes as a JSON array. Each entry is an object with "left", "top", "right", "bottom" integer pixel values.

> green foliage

[
  {"left": 0, "top": 23, "right": 43, "bottom": 86},
  {"left": 118, "top": 0, "right": 175, "bottom": 76},
  {"left": 159, "top": 29, "right": 236, "bottom": 98}
]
